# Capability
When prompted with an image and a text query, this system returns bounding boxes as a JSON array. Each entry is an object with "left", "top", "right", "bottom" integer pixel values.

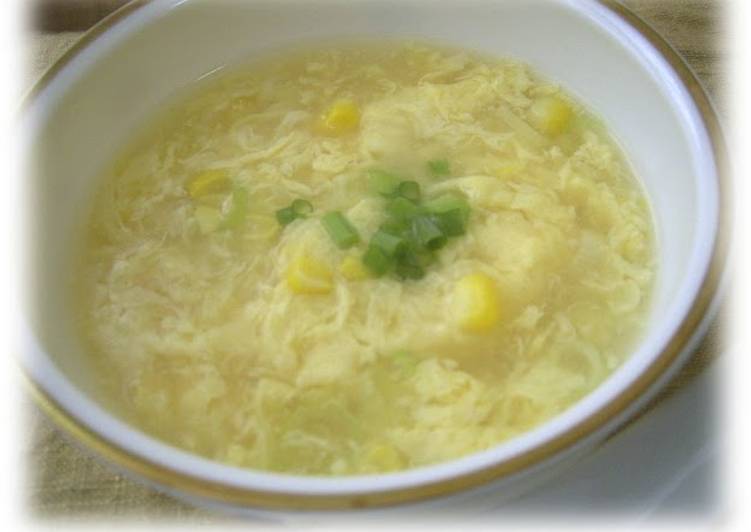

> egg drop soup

[{"left": 78, "top": 43, "right": 655, "bottom": 475}]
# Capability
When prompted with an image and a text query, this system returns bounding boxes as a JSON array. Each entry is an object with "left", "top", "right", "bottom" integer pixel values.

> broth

[{"left": 77, "top": 42, "right": 655, "bottom": 475}]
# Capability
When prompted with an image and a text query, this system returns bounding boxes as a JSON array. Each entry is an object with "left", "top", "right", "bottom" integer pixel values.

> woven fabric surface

[{"left": 23, "top": 0, "right": 727, "bottom": 520}]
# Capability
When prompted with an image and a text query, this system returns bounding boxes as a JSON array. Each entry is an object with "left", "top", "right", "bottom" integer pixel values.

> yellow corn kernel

[
  {"left": 321, "top": 99, "right": 360, "bottom": 134},
  {"left": 194, "top": 205, "right": 223, "bottom": 234},
  {"left": 186, "top": 169, "right": 231, "bottom": 198},
  {"left": 286, "top": 254, "right": 333, "bottom": 294},
  {"left": 454, "top": 273, "right": 501, "bottom": 332},
  {"left": 529, "top": 96, "right": 572, "bottom": 136},
  {"left": 339, "top": 254, "right": 369, "bottom": 281},
  {"left": 364, "top": 443, "right": 404, "bottom": 472}
]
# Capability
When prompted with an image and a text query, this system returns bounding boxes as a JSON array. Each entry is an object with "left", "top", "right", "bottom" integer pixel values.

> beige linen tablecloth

[{"left": 23, "top": 0, "right": 727, "bottom": 520}]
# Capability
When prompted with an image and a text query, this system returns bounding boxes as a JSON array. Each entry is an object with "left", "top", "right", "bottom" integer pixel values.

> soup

[{"left": 77, "top": 42, "right": 655, "bottom": 475}]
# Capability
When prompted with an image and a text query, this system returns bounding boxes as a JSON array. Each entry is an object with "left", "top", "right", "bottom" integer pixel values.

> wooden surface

[
  {"left": 31, "top": 0, "right": 130, "bottom": 32},
  {"left": 23, "top": 1, "right": 727, "bottom": 520},
  {"left": 623, "top": 0, "right": 727, "bottom": 108}
]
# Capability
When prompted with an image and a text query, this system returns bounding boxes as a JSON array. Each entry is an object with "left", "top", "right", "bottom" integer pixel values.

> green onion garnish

[
  {"left": 276, "top": 198, "right": 314, "bottom": 226},
  {"left": 423, "top": 193, "right": 470, "bottom": 219},
  {"left": 368, "top": 169, "right": 401, "bottom": 197},
  {"left": 370, "top": 229, "right": 407, "bottom": 257},
  {"left": 414, "top": 248, "right": 437, "bottom": 268},
  {"left": 379, "top": 219, "right": 409, "bottom": 239},
  {"left": 362, "top": 244, "right": 393, "bottom": 276},
  {"left": 321, "top": 211, "right": 360, "bottom": 249},
  {"left": 395, "top": 249, "right": 428, "bottom": 280},
  {"left": 221, "top": 186, "right": 249, "bottom": 229},
  {"left": 411, "top": 215, "right": 447, "bottom": 251},
  {"left": 427, "top": 159, "right": 450, "bottom": 177},
  {"left": 357, "top": 167, "right": 473, "bottom": 281},
  {"left": 395, "top": 260, "right": 425, "bottom": 280},
  {"left": 292, "top": 199, "right": 314, "bottom": 217},
  {"left": 385, "top": 196, "right": 421, "bottom": 221},
  {"left": 275, "top": 206, "right": 297, "bottom": 226},
  {"left": 397, "top": 180, "right": 421, "bottom": 202},
  {"left": 433, "top": 209, "right": 467, "bottom": 236}
]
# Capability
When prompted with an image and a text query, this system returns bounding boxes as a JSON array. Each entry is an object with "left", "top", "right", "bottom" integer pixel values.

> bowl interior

[{"left": 24, "top": 0, "right": 718, "bottom": 498}]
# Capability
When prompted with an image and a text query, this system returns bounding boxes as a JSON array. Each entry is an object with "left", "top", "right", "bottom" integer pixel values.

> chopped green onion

[
  {"left": 276, "top": 198, "right": 314, "bottom": 226},
  {"left": 356, "top": 167, "right": 472, "bottom": 281},
  {"left": 221, "top": 186, "right": 249, "bottom": 229},
  {"left": 433, "top": 209, "right": 467, "bottom": 236},
  {"left": 321, "top": 211, "right": 360, "bottom": 249},
  {"left": 397, "top": 180, "right": 421, "bottom": 202},
  {"left": 414, "top": 248, "right": 437, "bottom": 268},
  {"left": 395, "top": 257, "right": 425, "bottom": 280},
  {"left": 362, "top": 245, "right": 393, "bottom": 276},
  {"left": 275, "top": 206, "right": 297, "bottom": 226},
  {"left": 427, "top": 159, "right": 450, "bottom": 176},
  {"left": 368, "top": 169, "right": 401, "bottom": 197},
  {"left": 292, "top": 199, "right": 314, "bottom": 217},
  {"left": 423, "top": 193, "right": 469, "bottom": 217},
  {"left": 371, "top": 229, "right": 407, "bottom": 257},
  {"left": 395, "top": 248, "right": 433, "bottom": 280},
  {"left": 385, "top": 196, "right": 421, "bottom": 221},
  {"left": 379, "top": 219, "right": 409, "bottom": 238},
  {"left": 411, "top": 215, "right": 447, "bottom": 251}
]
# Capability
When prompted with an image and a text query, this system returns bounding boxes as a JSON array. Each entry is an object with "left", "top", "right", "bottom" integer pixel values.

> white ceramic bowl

[{"left": 23, "top": 0, "right": 727, "bottom": 511}]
